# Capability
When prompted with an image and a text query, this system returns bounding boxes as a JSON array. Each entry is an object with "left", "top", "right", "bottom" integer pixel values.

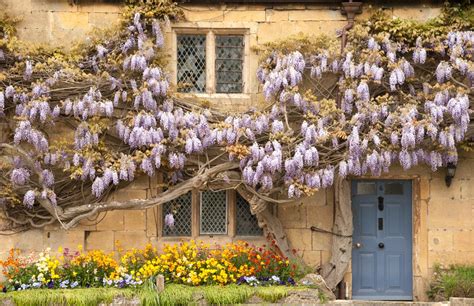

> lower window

[{"left": 161, "top": 190, "right": 262, "bottom": 237}]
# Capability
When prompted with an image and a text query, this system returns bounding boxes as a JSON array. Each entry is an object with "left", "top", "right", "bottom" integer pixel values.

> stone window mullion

[{"left": 206, "top": 31, "right": 215, "bottom": 94}]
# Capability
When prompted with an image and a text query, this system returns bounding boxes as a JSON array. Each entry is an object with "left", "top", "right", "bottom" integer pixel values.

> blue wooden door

[{"left": 352, "top": 180, "right": 413, "bottom": 300}]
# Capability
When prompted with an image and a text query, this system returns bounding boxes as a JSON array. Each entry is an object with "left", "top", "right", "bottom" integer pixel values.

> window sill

[
  {"left": 179, "top": 92, "right": 252, "bottom": 100},
  {"left": 159, "top": 235, "right": 264, "bottom": 240}
]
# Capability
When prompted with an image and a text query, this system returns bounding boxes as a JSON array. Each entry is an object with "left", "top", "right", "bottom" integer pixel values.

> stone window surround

[
  {"left": 157, "top": 189, "right": 263, "bottom": 240},
  {"left": 170, "top": 26, "right": 252, "bottom": 99}
]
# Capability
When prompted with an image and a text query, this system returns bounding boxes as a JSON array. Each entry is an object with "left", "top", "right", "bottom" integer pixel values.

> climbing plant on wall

[{"left": 0, "top": 0, "right": 472, "bottom": 287}]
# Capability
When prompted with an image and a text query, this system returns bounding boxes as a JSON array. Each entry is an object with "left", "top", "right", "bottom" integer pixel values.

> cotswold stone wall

[{"left": 2, "top": 0, "right": 473, "bottom": 301}]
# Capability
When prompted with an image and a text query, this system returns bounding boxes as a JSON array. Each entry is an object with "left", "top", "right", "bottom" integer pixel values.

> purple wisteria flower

[
  {"left": 11, "top": 168, "right": 30, "bottom": 185},
  {"left": 23, "top": 190, "right": 36, "bottom": 207}
]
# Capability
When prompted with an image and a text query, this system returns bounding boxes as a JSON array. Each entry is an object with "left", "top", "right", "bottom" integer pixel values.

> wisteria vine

[{"left": 0, "top": 2, "right": 472, "bottom": 230}]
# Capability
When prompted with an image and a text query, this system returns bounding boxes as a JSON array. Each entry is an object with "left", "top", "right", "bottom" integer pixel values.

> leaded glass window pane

[
  {"left": 236, "top": 193, "right": 263, "bottom": 236},
  {"left": 215, "top": 35, "right": 243, "bottom": 93},
  {"left": 162, "top": 192, "right": 192, "bottom": 237},
  {"left": 200, "top": 190, "right": 227, "bottom": 235},
  {"left": 177, "top": 35, "right": 206, "bottom": 93}
]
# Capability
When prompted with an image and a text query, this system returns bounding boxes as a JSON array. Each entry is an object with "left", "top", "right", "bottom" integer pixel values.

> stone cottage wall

[{"left": 1, "top": 0, "right": 473, "bottom": 301}]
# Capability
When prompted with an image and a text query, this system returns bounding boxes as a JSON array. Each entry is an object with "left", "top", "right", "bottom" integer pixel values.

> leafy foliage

[
  {"left": 361, "top": 3, "right": 474, "bottom": 44},
  {"left": 428, "top": 264, "right": 474, "bottom": 301}
]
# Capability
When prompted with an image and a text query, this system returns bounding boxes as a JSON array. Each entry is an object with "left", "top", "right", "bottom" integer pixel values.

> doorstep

[
  {"left": 325, "top": 298, "right": 474, "bottom": 306},
  {"left": 328, "top": 301, "right": 448, "bottom": 306}
]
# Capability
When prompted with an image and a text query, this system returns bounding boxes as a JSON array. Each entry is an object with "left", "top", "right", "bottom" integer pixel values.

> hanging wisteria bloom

[{"left": 164, "top": 213, "right": 175, "bottom": 228}]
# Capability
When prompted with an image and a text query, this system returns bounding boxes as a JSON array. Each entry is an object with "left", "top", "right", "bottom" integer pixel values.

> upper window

[
  {"left": 176, "top": 32, "right": 244, "bottom": 94},
  {"left": 177, "top": 35, "right": 207, "bottom": 93},
  {"left": 215, "top": 35, "right": 244, "bottom": 93}
]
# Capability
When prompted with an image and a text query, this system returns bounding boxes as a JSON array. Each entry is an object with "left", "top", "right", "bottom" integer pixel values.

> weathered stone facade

[{"left": 0, "top": 0, "right": 473, "bottom": 301}]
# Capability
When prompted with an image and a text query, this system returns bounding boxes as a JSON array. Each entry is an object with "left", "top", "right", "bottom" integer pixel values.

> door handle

[
  {"left": 378, "top": 242, "right": 385, "bottom": 249},
  {"left": 354, "top": 242, "right": 362, "bottom": 248}
]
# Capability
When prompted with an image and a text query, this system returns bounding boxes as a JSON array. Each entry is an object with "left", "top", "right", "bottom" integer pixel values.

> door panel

[
  {"left": 352, "top": 180, "right": 413, "bottom": 300},
  {"left": 360, "top": 253, "right": 377, "bottom": 290}
]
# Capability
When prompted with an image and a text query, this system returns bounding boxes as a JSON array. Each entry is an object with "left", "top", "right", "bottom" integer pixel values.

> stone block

[
  {"left": 184, "top": 10, "right": 223, "bottom": 22},
  {"left": 413, "top": 199, "right": 428, "bottom": 277},
  {"left": 114, "top": 231, "right": 148, "bottom": 250},
  {"left": 300, "top": 190, "right": 327, "bottom": 207},
  {"left": 419, "top": 177, "right": 430, "bottom": 200},
  {"left": 79, "top": 3, "right": 121, "bottom": 13},
  {"left": 453, "top": 230, "right": 474, "bottom": 252},
  {"left": 124, "top": 210, "right": 147, "bottom": 231},
  {"left": 311, "top": 231, "right": 332, "bottom": 251},
  {"left": 285, "top": 228, "right": 312, "bottom": 251},
  {"left": 355, "top": 6, "right": 391, "bottom": 22},
  {"left": 306, "top": 198, "right": 333, "bottom": 230},
  {"left": 96, "top": 210, "right": 124, "bottom": 231},
  {"left": 16, "top": 11, "right": 51, "bottom": 30},
  {"left": 30, "top": 0, "right": 79, "bottom": 12},
  {"left": 53, "top": 11, "right": 89, "bottom": 29},
  {"left": 257, "top": 21, "right": 345, "bottom": 45},
  {"left": 223, "top": 10, "right": 265, "bottom": 22},
  {"left": 428, "top": 250, "right": 474, "bottom": 267},
  {"left": 320, "top": 250, "right": 331, "bottom": 265},
  {"left": 428, "top": 229, "right": 453, "bottom": 252},
  {"left": 224, "top": 4, "right": 268, "bottom": 11},
  {"left": 413, "top": 275, "right": 429, "bottom": 302},
  {"left": 453, "top": 155, "right": 474, "bottom": 179},
  {"left": 88, "top": 12, "right": 121, "bottom": 28},
  {"left": 325, "top": 187, "right": 334, "bottom": 206},
  {"left": 50, "top": 27, "right": 88, "bottom": 46},
  {"left": 0, "top": 229, "right": 44, "bottom": 252},
  {"left": 265, "top": 9, "right": 289, "bottom": 22},
  {"left": 428, "top": 198, "right": 472, "bottom": 229},
  {"left": 85, "top": 231, "right": 115, "bottom": 251},
  {"left": 450, "top": 297, "right": 474, "bottom": 306},
  {"left": 461, "top": 179, "right": 474, "bottom": 200},
  {"left": 301, "top": 250, "right": 322, "bottom": 268},
  {"left": 146, "top": 207, "right": 158, "bottom": 237},
  {"left": 75, "top": 218, "right": 97, "bottom": 231},
  {"left": 15, "top": 26, "right": 50, "bottom": 46},
  {"left": 1, "top": 0, "right": 34, "bottom": 15},
  {"left": 272, "top": 4, "right": 306, "bottom": 10},
  {"left": 43, "top": 230, "right": 85, "bottom": 252},
  {"left": 278, "top": 204, "right": 306, "bottom": 229},
  {"left": 125, "top": 175, "right": 151, "bottom": 191},
  {"left": 430, "top": 176, "right": 462, "bottom": 200},
  {"left": 112, "top": 189, "right": 148, "bottom": 202},
  {"left": 288, "top": 10, "right": 344, "bottom": 21},
  {"left": 392, "top": 7, "right": 442, "bottom": 21}
]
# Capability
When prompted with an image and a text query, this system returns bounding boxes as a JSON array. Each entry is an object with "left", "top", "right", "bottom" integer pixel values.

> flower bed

[
  {"left": 0, "top": 284, "right": 324, "bottom": 306},
  {"left": 0, "top": 241, "right": 303, "bottom": 292}
]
